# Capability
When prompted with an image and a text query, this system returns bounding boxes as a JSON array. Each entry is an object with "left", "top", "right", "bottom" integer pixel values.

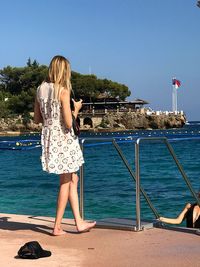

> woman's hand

[
  {"left": 72, "top": 99, "right": 83, "bottom": 118},
  {"left": 72, "top": 99, "right": 83, "bottom": 111},
  {"left": 185, "top": 203, "right": 191, "bottom": 210}
]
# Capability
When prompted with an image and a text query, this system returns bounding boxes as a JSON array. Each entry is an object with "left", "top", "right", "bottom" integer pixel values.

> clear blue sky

[{"left": 0, "top": 0, "right": 199, "bottom": 120}]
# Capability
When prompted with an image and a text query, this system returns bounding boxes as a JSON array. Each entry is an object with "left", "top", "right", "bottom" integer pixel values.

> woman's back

[{"left": 37, "top": 82, "right": 63, "bottom": 127}]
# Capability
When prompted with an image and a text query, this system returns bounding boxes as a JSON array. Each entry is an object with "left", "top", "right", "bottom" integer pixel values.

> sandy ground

[{"left": 0, "top": 213, "right": 199, "bottom": 267}]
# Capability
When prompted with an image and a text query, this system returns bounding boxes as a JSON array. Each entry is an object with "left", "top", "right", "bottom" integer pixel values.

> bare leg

[
  {"left": 52, "top": 173, "right": 71, "bottom": 236},
  {"left": 68, "top": 173, "right": 82, "bottom": 223},
  {"left": 69, "top": 173, "right": 96, "bottom": 232}
]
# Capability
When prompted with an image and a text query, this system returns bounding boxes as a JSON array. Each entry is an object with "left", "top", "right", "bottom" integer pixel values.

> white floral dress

[{"left": 37, "top": 82, "right": 84, "bottom": 174}]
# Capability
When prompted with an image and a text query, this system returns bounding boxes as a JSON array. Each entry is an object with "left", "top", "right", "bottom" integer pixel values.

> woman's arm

[
  {"left": 61, "top": 90, "right": 83, "bottom": 128},
  {"left": 159, "top": 203, "right": 191, "bottom": 225},
  {"left": 60, "top": 89, "right": 73, "bottom": 129},
  {"left": 33, "top": 97, "right": 43, "bottom": 124}
]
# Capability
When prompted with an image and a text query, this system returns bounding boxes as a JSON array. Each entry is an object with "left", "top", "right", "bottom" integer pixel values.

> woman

[
  {"left": 159, "top": 191, "right": 200, "bottom": 228},
  {"left": 34, "top": 55, "right": 96, "bottom": 235}
]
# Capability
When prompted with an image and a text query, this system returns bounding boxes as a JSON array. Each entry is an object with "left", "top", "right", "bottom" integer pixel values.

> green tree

[
  {"left": 71, "top": 72, "right": 130, "bottom": 101},
  {"left": 0, "top": 61, "right": 48, "bottom": 94},
  {"left": 0, "top": 91, "right": 11, "bottom": 118},
  {"left": 0, "top": 59, "right": 131, "bottom": 116}
]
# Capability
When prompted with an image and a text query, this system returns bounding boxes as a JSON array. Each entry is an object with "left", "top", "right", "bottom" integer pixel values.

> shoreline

[
  {"left": 0, "top": 126, "right": 187, "bottom": 137},
  {"left": 0, "top": 131, "right": 40, "bottom": 137}
]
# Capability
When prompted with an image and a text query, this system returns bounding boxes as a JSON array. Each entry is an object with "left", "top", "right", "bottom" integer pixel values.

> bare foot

[
  {"left": 52, "top": 229, "right": 66, "bottom": 236},
  {"left": 76, "top": 220, "right": 96, "bottom": 233}
]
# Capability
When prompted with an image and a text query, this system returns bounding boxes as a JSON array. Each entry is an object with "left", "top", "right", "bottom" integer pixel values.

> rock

[
  {"left": 0, "top": 117, "right": 42, "bottom": 133},
  {"left": 97, "top": 112, "right": 186, "bottom": 130},
  {"left": 83, "top": 124, "right": 91, "bottom": 129}
]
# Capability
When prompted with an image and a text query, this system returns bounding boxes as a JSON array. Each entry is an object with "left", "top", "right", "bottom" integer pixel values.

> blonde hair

[{"left": 48, "top": 55, "right": 72, "bottom": 99}]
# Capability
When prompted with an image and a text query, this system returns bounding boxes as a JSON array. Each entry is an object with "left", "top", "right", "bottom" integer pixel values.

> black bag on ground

[{"left": 18, "top": 241, "right": 51, "bottom": 259}]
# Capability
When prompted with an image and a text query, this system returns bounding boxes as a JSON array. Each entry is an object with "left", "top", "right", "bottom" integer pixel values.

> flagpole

[
  {"left": 175, "top": 86, "right": 177, "bottom": 113},
  {"left": 172, "top": 85, "right": 174, "bottom": 112},
  {"left": 172, "top": 78, "right": 176, "bottom": 112}
]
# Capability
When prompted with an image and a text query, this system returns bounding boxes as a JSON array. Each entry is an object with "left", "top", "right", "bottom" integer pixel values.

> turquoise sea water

[{"left": 0, "top": 122, "right": 200, "bottom": 226}]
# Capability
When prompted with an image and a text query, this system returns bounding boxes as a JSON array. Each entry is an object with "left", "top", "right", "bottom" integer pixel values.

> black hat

[{"left": 18, "top": 241, "right": 51, "bottom": 259}]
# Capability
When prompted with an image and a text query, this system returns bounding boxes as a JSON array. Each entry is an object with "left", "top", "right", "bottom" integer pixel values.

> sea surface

[{"left": 0, "top": 122, "right": 200, "bottom": 227}]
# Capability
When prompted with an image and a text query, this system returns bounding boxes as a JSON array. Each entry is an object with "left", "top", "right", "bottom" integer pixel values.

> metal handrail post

[
  {"left": 112, "top": 139, "right": 160, "bottom": 218},
  {"left": 135, "top": 141, "right": 142, "bottom": 231},
  {"left": 80, "top": 139, "right": 85, "bottom": 219}
]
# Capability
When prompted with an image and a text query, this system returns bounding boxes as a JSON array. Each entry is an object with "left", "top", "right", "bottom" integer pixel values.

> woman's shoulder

[
  {"left": 38, "top": 82, "right": 55, "bottom": 92},
  {"left": 39, "top": 81, "right": 53, "bottom": 88},
  {"left": 37, "top": 82, "right": 55, "bottom": 100},
  {"left": 185, "top": 203, "right": 196, "bottom": 215}
]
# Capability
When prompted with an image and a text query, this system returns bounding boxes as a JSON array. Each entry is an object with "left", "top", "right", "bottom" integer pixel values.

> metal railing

[
  {"left": 135, "top": 137, "right": 200, "bottom": 231},
  {"left": 79, "top": 137, "right": 159, "bottom": 225},
  {"left": 79, "top": 137, "right": 200, "bottom": 232}
]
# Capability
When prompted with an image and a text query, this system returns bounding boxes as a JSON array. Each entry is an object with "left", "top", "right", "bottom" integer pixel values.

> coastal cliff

[
  {"left": 97, "top": 112, "right": 186, "bottom": 131},
  {"left": 0, "top": 112, "right": 186, "bottom": 134}
]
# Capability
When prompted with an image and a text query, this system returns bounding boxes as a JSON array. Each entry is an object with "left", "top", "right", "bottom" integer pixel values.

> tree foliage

[{"left": 0, "top": 59, "right": 131, "bottom": 117}]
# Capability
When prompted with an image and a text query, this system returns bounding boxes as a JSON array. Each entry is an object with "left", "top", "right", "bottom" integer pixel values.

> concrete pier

[{"left": 0, "top": 213, "right": 199, "bottom": 267}]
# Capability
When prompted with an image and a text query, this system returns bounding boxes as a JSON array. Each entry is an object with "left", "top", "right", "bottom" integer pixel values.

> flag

[{"left": 172, "top": 78, "right": 181, "bottom": 89}]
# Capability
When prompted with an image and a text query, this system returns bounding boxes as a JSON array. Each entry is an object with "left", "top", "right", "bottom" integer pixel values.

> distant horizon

[{"left": 0, "top": 1, "right": 199, "bottom": 120}]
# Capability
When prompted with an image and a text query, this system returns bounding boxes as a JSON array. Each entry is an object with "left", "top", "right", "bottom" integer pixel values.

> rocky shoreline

[
  {"left": 97, "top": 112, "right": 186, "bottom": 131},
  {"left": 0, "top": 112, "right": 186, "bottom": 136}
]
